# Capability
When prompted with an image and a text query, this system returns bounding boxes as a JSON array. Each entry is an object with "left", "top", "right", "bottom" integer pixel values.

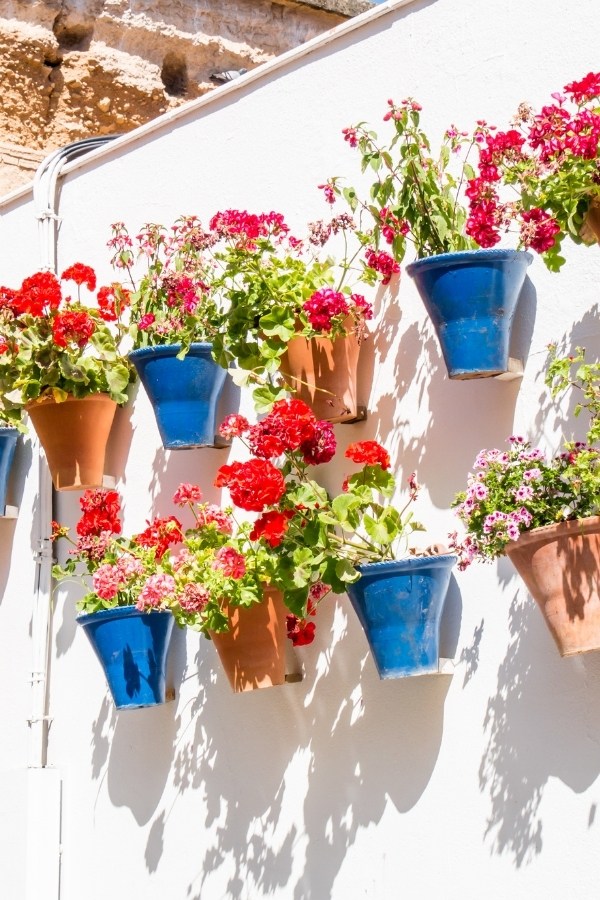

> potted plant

[
  {"left": 164, "top": 402, "right": 455, "bottom": 683},
  {"left": 206, "top": 209, "right": 375, "bottom": 422},
  {"left": 52, "top": 488, "right": 179, "bottom": 709},
  {"left": 0, "top": 265, "right": 132, "bottom": 490},
  {"left": 451, "top": 348, "right": 600, "bottom": 656},
  {"left": 108, "top": 217, "right": 229, "bottom": 448},
  {"left": 473, "top": 71, "right": 600, "bottom": 271},
  {"left": 325, "top": 97, "right": 582, "bottom": 377}
]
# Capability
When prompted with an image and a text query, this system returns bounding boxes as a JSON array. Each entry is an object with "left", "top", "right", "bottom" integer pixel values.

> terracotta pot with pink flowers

[{"left": 452, "top": 348, "right": 600, "bottom": 656}]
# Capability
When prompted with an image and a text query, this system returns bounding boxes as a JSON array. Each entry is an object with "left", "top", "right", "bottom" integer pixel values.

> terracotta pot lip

[
  {"left": 129, "top": 342, "right": 214, "bottom": 360},
  {"left": 355, "top": 554, "right": 457, "bottom": 576},
  {"left": 506, "top": 516, "right": 600, "bottom": 553},
  {"left": 406, "top": 248, "right": 533, "bottom": 275},
  {"left": 77, "top": 605, "right": 173, "bottom": 626},
  {"left": 25, "top": 392, "right": 114, "bottom": 410}
]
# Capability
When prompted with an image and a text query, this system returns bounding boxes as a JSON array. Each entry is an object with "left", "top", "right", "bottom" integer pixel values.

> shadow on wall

[
  {"left": 86, "top": 623, "right": 188, "bottom": 823},
  {"left": 477, "top": 302, "right": 600, "bottom": 864},
  {"left": 96, "top": 584, "right": 459, "bottom": 899},
  {"left": 350, "top": 275, "right": 537, "bottom": 510},
  {"left": 530, "top": 303, "right": 600, "bottom": 447},
  {"left": 479, "top": 559, "right": 600, "bottom": 867}
]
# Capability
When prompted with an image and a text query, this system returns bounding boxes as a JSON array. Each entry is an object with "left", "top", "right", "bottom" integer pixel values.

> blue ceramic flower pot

[
  {"left": 0, "top": 427, "right": 18, "bottom": 514},
  {"left": 77, "top": 606, "right": 175, "bottom": 709},
  {"left": 406, "top": 249, "right": 532, "bottom": 379},
  {"left": 129, "top": 343, "right": 227, "bottom": 449},
  {"left": 346, "top": 555, "right": 456, "bottom": 678}
]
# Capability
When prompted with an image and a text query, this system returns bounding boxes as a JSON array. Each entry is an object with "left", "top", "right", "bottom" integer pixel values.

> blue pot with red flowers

[
  {"left": 129, "top": 343, "right": 227, "bottom": 449},
  {"left": 0, "top": 427, "right": 18, "bottom": 514},
  {"left": 406, "top": 249, "right": 532, "bottom": 379},
  {"left": 77, "top": 606, "right": 175, "bottom": 709},
  {"left": 346, "top": 554, "right": 456, "bottom": 678}
]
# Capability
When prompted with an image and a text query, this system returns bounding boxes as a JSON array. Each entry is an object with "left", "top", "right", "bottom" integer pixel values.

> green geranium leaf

[{"left": 335, "top": 559, "right": 360, "bottom": 583}]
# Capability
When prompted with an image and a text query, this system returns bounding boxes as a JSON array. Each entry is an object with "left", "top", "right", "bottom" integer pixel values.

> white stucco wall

[{"left": 1, "top": 0, "right": 600, "bottom": 897}]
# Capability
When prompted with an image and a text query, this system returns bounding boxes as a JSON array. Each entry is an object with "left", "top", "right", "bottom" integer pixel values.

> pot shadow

[
  {"left": 401, "top": 276, "right": 536, "bottom": 508},
  {"left": 103, "top": 392, "right": 136, "bottom": 488},
  {"left": 173, "top": 633, "right": 298, "bottom": 898},
  {"left": 105, "top": 696, "right": 181, "bottom": 826},
  {"left": 81, "top": 628, "right": 187, "bottom": 830},
  {"left": 479, "top": 566, "right": 600, "bottom": 866},
  {"left": 412, "top": 282, "right": 535, "bottom": 506},
  {"left": 291, "top": 595, "right": 454, "bottom": 900},
  {"left": 507, "top": 275, "right": 537, "bottom": 378},
  {"left": 439, "top": 573, "right": 462, "bottom": 662},
  {"left": 53, "top": 489, "right": 92, "bottom": 657},
  {"left": 148, "top": 444, "right": 228, "bottom": 516},
  {"left": 139, "top": 588, "right": 457, "bottom": 898}
]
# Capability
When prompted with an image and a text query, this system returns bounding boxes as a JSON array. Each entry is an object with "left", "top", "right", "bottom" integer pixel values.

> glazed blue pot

[
  {"left": 406, "top": 249, "right": 532, "bottom": 378},
  {"left": 77, "top": 606, "right": 175, "bottom": 709},
  {"left": 346, "top": 555, "right": 456, "bottom": 678},
  {"left": 129, "top": 343, "right": 227, "bottom": 448},
  {"left": 0, "top": 427, "right": 18, "bottom": 514}
]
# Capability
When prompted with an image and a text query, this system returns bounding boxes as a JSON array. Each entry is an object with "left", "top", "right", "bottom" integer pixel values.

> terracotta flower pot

[
  {"left": 210, "top": 588, "right": 288, "bottom": 692},
  {"left": 280, "top": 327, "right": 360, "bottom": 423},
  {"left": 581, "top": 196, "right": 600, "bottom": 243},
  {"left": 506, "top": 516, "right": 600, "bottom": 656},
  {"left": 26, "top": 393, "right": 117, "bottom": 491}
]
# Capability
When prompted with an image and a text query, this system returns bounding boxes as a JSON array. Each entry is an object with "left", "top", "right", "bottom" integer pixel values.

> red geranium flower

[
  {"left": 76, "top": 489, "right": 122, "bottom": 537},
  {"left": 61, "top": 263, "right": 97, "bottom": 291},
  {"left": 52, "top": 310, "right": 96, "bottom": 348},
  {"left": 134, "top": 515, "right": 184, "bottom": 559},
  {"left": 250, "top": 509, "right": 295, "bottom": 547},
  {"left": 247, "top": 398, "right": 317, "bottom": 458},
  {"left": 0, "top": 286, "right": 18, "bottom": 311},
  {"left": 300, "top": 420, "right": 336, "bottom": 466},
  {"left": 215, "top": 459, "right": 286, "bottom": 512},
  {"left": 286, "top": 615, "right": 316, "bottom": 646},
  {"left": 345, "top": 440, "right": 391, "bottom": 470},
  {"left": 97, "top": 284, "right": 130, "bottom": 322},
  {"left": 16, "top": 272, "right": 62, "bottom": 316}
]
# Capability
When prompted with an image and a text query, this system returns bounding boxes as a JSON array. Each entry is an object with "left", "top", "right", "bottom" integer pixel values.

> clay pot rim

[
  {"left": 506, "top": 515, "right": 600, "bottom": 553},
  {"left": 25, "top": 392, "right": 114, "bottom": 411}
]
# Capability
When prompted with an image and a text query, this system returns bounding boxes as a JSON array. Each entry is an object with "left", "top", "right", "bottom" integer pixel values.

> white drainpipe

[{"left": 25, "top": 137, "right": 117, "bottom": 900}]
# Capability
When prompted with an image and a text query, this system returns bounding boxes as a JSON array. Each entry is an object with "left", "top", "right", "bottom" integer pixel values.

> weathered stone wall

[{"left": 0, "top": 0, "right": 371, "bottom": 194}]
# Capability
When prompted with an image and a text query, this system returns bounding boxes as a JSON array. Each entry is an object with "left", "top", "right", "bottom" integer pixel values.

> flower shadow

[
  {"left": 479, "top": 588, "right": 600, "bottom": 866},
  {"left": 152, "top": 592, "right": 456, "bottom": 898},
  {"left": 530, "top": 304, "right": 600, "bottom": 446}
]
